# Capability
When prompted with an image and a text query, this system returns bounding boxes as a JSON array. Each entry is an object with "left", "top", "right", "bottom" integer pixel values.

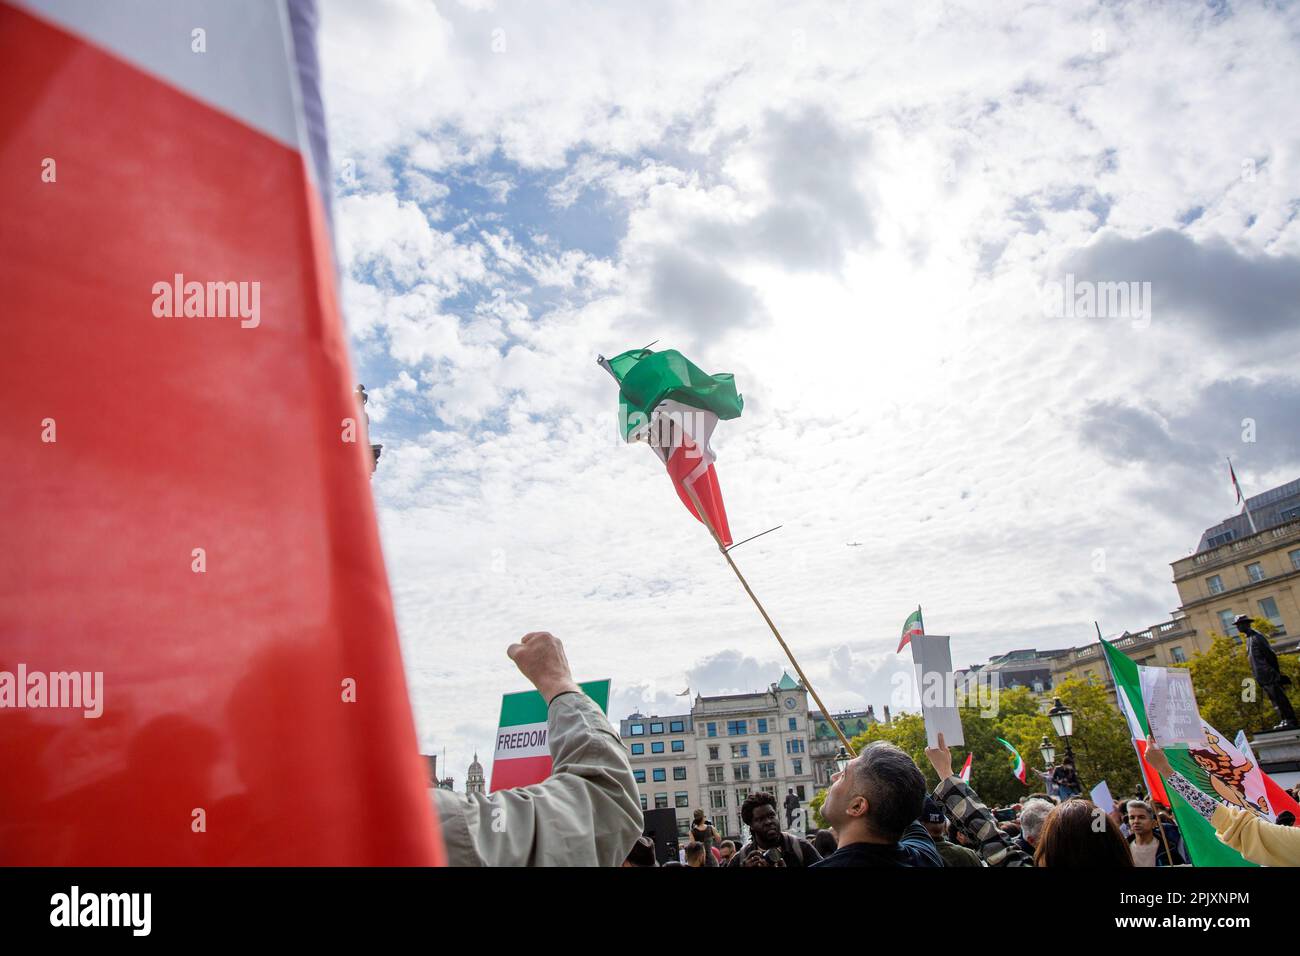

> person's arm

[
  {"left": 1145, "top": 736, "right": 1300, "bottom": 867},
  {"left": 926, "top": 734, "right": 1033, "bottom": 867},
  {"left": 433, "top": 633, "right": 643, "bottom": 866},
  {"left": 896, "top": 820, "right": 943, "bottom": 866}
]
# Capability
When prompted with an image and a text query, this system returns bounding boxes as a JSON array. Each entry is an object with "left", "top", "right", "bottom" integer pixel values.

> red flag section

[
  {"left": 665, "top": 433, "right": 733, "bottom": 547},
  {"left": 0, "top": 0, "right": 443, "bottom": 864}
]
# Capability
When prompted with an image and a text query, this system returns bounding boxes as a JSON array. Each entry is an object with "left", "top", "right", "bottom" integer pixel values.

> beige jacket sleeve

[
  {"left": 1211, "top": 804, "right": 1300, "bottom": 867},
  {"left": 432, "top": 691, "right": 643, "bottom": 866}
]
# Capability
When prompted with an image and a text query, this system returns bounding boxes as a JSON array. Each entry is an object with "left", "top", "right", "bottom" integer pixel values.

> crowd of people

[
  {"left": 625, "top": 732, "right": 1300, "bottom": 868},
  {"left": 437, "top": 631, "right": 1300, "bottom": 867}
]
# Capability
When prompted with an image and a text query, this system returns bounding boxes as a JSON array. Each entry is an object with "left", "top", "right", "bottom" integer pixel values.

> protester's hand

[
  {"left": 1143, "top": 736, "right": 1173, "bottom": 778},
  {"left": 925, "top": 732, "right": 955, "bottom": 779},
  {"left": 741, "top": 851, "right": 770, "bottom": 867},
  {"left": 507, "top": 631, "right": 581, "bottom": 703}
]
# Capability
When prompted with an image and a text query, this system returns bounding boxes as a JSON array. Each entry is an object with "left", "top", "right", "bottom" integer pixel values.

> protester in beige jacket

[{"left": 432, "top": 632, "right": 643, "bottom": 866}]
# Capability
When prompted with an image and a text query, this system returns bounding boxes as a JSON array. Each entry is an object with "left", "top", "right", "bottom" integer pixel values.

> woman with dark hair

[{"left": 1033, "top": 800, "right": 1134, "bottom": 867}]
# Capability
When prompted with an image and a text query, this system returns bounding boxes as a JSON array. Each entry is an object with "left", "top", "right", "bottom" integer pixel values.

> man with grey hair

[
  {"left": 811, "top": 741, "right": 942, "bottom": 867},
  {"left": 1015, "top": 798, "right": 1053, "bottom": 858}
]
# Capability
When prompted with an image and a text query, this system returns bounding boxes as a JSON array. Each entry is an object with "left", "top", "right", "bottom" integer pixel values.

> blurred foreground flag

[
  {"left": 0, "top": 0, "right": 443, "bottom": 864},
  {"left": 599, "top": 348, "right": 743, "bottom": 547}
]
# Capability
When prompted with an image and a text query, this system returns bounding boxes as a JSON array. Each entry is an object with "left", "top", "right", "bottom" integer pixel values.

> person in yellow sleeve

[{"left": 1143, "top": 736, "right": 1300, "bottom": 867}]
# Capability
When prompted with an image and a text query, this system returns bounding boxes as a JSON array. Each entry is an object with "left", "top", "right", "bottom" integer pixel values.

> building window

[
  {"left": 759, "top": 761, "right": 776, "bottom": 779},
  {"left": 793, "top": 759, "right": 803, "bottom": 774},
  {"left": 788, "top": 717, "right": 797, "bottom": 732},
  {"left": 655, "top": 793, "right": 668, "bottom": 809},
  {"left": 1207, "top": 575, "right": 1224, "bottom": 595},
  {"left": 629, "top": 723, "right": 644, "bottom": 736},
  {"left": 757, "top": 718, "right": 768, "bottom": 733},
  {"left": 707, "top": 765, "right": 725, "bottom": 783},
  {"left": 727, "top": 720, "right": 748, "bottom": 736},
  {"left": 733, "top": 763, "right": 751, "bottom": 781},
  {"left": 1217, "top": 609, "right": 1236, "bottom": 635},
  {"left": 1246, "top": 563, "right": 1265, "bottom": 583},
  {"left": 671, "top": 739, "right": 685, "bottom": 752},
  {"left": 652, "top": 768, "right": 666, "bottom": 782},
  {"left": 786, "top": 739, "right": 804, "bottom": 754},
  {"left": 1289, "top": 549, "right": 1300, "bottom": 571},
  {"left": 1260, "top": 597, "right": 1283, "bottom": 627},
  {"left": 640, "top": 793, "right": 648, "bottom": 810},
  {"left": 673, "top": 766, "right": 687, "bottom": 781},
  {"left": 677, "top": 818, "right": 690, "bottom": 838},
  {"left": 670, "top": 720, "right": 685, "bottom": 733},
  {"left": 1171, "top": 646, "right": 1187, "bottom": 664},
  {"left": 796, "top": 785, "right": 806, "bottom": 800},
  {"left": 709, "top": 788, "right": 727, "bottom": 810},
  {"left": 736, "top": 787, "right": 751, "bottom": 805},
  {"left": 634, "top": 770, "right": 646, "bottom": 783},
  {"left": 731, "top": 743, "right": 748, "bottom": 758},
  {"left": 706, "top": 722, "right": 717, "bottom": 738},
  {"left": 759, "top": 741, "right": 770, "bottom": 757},
  {"left": 675, "top": 791, "right": 690, "bottom": 808},
  {"left": 650, "top": 722, "right": 664, "bottom": 734},
  {"left": 708, "top": 745, "right": 720, "bottom": 760},
  {"left": 651, "top": 741, "right": 665, "bottom": 754},
  {"left": 631, "top": 743, "right": 644, "bottom": 755}
]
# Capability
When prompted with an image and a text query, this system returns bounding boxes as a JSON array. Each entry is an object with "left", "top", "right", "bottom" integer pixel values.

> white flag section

[
  {"left": 1139, "top": 665, "right": 1208, "bottom": 749},
  {"left": 909, "top": 634, "right": 964, "bottom": 748},
  {"left": 1090, "top": 780, "right": 1115, "bottom": 814}
]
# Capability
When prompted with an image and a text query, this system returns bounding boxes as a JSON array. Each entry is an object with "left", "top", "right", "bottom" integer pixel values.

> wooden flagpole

[
  {"left": 685, "top": 485, "right": 857, "bottom": 757},
  {"left": 598, "top": 353, "right": 857, "bottom": 758}
]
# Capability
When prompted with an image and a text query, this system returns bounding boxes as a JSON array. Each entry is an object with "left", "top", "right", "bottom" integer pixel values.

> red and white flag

[{"left": 1, "top": 0, "right": 442, "bottom": 864}]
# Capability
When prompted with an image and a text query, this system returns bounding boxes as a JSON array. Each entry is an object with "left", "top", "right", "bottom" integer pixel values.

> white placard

[
  {"left": 1139, "top": 666, "right": 1208, "bottom": 749},
  {"left": 910, "top": 634, "right": 965, "bottom": 748},
  {"left": 1090, "top": 780, "right": 1115, "bottom": 814}
]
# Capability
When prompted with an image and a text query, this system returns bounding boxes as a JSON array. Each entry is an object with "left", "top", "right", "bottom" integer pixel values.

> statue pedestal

[{"left": 1249, "top": 727, "right": 1300, "bottom": 789}]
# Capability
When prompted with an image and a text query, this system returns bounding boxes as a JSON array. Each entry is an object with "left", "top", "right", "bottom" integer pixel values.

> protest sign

[
  {"left": 910, "top": 635, "right": 964, "bottom": 748},
  {"left": 1139, "top": 666, "right": 1208, "bottom": 749},
  {"left": 490, "top": 679, "right": 611, "bottom": 791}
]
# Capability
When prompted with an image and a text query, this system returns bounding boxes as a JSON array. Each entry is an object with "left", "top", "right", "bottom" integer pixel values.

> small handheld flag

[
  {"left": 959, "top": 752, "right": 973, "bottom": 783},
  {"left": 897, "top": 606, "right": 924, "bottom": 653},
  {"left": 996, "top": 737, "right": 1028, "bottom": 784}
]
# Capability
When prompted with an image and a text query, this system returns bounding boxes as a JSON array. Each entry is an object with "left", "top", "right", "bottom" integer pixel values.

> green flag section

[
  {"left": 489, "top": 679, "right": 611, "bottom": 793},
  {"left": 897, "top": 606, "right": 924, "bottom": 653},
  {"left": 1100, "top": 639, "right": 1254, "bottom": 867},
  {"left": 600, "top": 348, "right": 743, "bottom": 440},
  {"left": 996, "top": 737, "right": 1027, "bottom": 783},
  {"left": 598, "top": 347, "right": 743, "bottom": 546}
]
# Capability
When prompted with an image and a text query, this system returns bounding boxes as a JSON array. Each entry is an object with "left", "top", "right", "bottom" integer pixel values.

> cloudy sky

[{"left": 317, "top": 0, "right": 1300, "bottom": 782}]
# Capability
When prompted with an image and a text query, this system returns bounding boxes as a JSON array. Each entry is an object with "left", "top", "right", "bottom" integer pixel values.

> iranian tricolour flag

[
  {"left": 897, "top": 607, "right": 925, "bottom": 653},
  {"left": 599, "top": 348, "right": 743, "bottom": 547},
  {"left": 996, "top": 737, "right": 1028, "bottom": 784},
  {"left": 1100, "top": 639, "right": 1300, "bottom": 866},
  {"left": 490, "top": 679, "right": 611, "bottom": 792}
]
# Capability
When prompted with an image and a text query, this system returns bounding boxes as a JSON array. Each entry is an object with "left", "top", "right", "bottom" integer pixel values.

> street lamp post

[
  {"left": 1047, "top": 697, "right": 1075, "bottom": 762},
  {"left": 833, "top": 747, "right": 852, "bottom": 775},
  {"left": 1047, "top": 696, "right": 1083, "bottom": 792}
]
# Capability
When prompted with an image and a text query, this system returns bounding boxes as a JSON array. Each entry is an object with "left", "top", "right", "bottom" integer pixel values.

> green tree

[
  {"left": 831, "top": 679, "right": 1147, "bottom": 811},
  {"left": 1177, "top": 624, "right": 1300, "bottom": 737},
  {"left": 809, "top": 786, "right": 827, "bottom": 829}
]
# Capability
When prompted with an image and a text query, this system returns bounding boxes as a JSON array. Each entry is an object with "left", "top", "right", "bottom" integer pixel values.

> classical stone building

[
  {"left": 618, "top": 672, "right": 823, "bottom": 840},
  {"left": 466, "top": 753, "right": 485, "bottom": 796},
  {"left": 1171, "top": 476, "right": 1300, "bottom": 654}
]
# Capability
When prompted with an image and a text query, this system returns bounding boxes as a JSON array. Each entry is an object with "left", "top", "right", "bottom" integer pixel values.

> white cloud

[{"left": 319, "top": 0, "right": 1300, "bottom": 782}]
